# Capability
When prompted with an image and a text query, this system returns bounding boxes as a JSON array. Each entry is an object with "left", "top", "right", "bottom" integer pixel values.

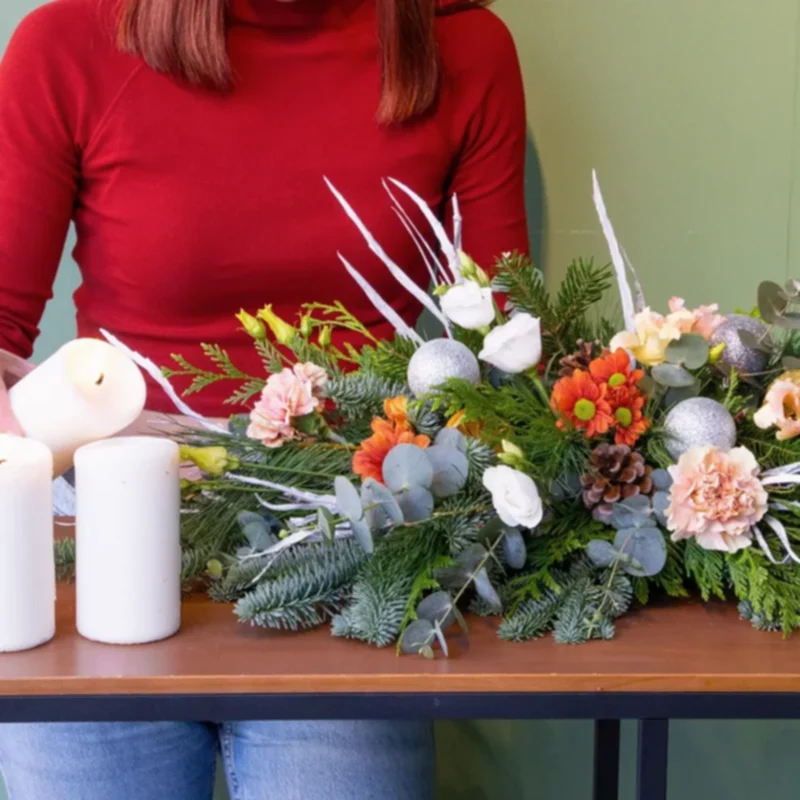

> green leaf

[
  {"left": 651, "top": 363, "right": 695, "bottom": 388},
  {"left": 400, "top": 619, "right": 436, "bottom": 655},
  {"left": 417, "top": 591, "right": 456, "bottom": 629},
  {"left": 614, "top": 527, "right": 667, "bottom": 577},
  {"left": 758, "top": 280, "right": 789, "bottom": 324},
  {"left": 382, "top": 445, "right": 433, "bottom": 492},
  {"left": 665, "top": 334, "right": 709, "bottom": 370},
  {"left": 317, "top": 507, "right": 336, "bottom": 543},
  {"left": 738, "top": 329, "right": 772, "bottom": 354}
]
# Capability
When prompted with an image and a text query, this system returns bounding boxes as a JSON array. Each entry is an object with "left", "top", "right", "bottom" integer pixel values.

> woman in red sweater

[{"left": 0, "top": 0, "right": 528, "bottom": 797}]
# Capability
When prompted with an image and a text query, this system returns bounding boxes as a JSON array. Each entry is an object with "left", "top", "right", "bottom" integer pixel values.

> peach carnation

[
  {"left": 667, "top": 297, "right": 725, "bottom": 340},
  {"left": 247, "top": 365, "right": 324, "bottom": 448},
  {"left": 666, "top": 446, "right": 768, "bottom": 553},
  {"left": 753, "top": 371, "right": 800, "bottom": 441}
]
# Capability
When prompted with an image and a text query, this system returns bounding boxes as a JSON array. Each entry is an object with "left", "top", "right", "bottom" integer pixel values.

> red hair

[{"left": 117, "top": 0, "right": 491, "bottom": 124}]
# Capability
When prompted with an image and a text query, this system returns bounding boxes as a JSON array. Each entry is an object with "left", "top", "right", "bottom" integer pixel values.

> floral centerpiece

[{"left": 98, "top": 174, "right": 800, "bottom": 655}]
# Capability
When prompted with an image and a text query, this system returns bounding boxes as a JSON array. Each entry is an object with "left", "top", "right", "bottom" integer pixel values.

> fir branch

[
  {"left": 235, "top": 540, "right": 365, "bottom": 631},
  {"left": 325, "top": 373, "right": 408, "bottom": 421},
  {"left": 684, "top": 540, "right": 726, "bottom": 601},
  {"left": 54, "top": 539, "right": 76, "bottom": 582}
]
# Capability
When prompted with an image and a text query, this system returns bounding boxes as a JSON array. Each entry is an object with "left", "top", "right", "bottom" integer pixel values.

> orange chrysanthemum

[
  {"left": 589, "top": 348, "right": 644, "bottom": 390},
  {"left": 550, "top": 370, "right": 614, "bottom": 438},
  {"left": 447, "top": 410, "right": 485, "bottom": 439},
  {"left": 609, "top": 385, "right": 650, "bottom": 446},
  {"left": 353, "top": 398, "right": 430, "bottom": 484}
]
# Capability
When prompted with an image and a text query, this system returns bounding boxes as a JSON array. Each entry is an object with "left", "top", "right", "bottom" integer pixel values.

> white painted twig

[
  {"left": 386, "top": 178, "right": 460, "bottom": 283},
  {"left": 100, "top": 329, "right": 227, "bottom": 434},
  {"left": 392, "top": 209, "right": 442, "bottom": 289},
  {"left": 337, "top": 254, "right": 424, "bottom": 345},
  {"left": 591, "top": 171, "right": 636, "bottom": 332},
  {"left": 452, "top": 194, "right": 463, "bottom": 255},
  {"left": 325, "top": 178, "right": 452, "bottom": 332},
  {"left": 226, "top": 473, "right": 336, "bottom": 508}
]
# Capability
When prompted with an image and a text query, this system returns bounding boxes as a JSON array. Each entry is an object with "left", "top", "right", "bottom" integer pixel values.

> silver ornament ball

[
  {"left": 709, "top": 314, "right": 769, "bottom": 375},
  {"left": 407, "top": 339, "right": 481, "bottom": 396},
  {"left": 663, "top": 397, "right": 737, "bottom": 461}
]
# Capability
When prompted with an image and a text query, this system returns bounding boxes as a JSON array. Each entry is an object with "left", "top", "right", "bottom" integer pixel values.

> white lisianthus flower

[
  {"left": 440, "top": 281, "right": 495, "bottom": 330},
  {"left": 482, "top": 465, "right": 543, "bottom": 529},
  {"left": 478, "top": 313, "right": 542, "bottom": 373}
]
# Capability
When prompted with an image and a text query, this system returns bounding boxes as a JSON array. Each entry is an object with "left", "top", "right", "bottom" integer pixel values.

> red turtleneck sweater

[{"left": 0, "top": 0, "right": 528, "bottom": 414}]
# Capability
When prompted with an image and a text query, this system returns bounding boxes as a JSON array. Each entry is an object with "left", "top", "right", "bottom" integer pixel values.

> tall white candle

[
  {"left": 0, "top": 435, "right": 55, "bottom": 652},
  {"left": 75, "top": 437, "right": 181, "bottom": 645},
  {"left": 9, "top": 339, "right": 147, "bottom": 476}
]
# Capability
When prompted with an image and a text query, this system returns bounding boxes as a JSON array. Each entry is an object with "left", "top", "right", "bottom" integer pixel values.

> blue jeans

[{"left": 0, "top": 721, "right": 434, "bottom": 799}]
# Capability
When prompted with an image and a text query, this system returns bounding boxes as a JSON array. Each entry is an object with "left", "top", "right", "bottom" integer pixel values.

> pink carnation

[
  {"left": 666, "top": 446, "right": 768, "bottom": 554},
  {"left": 292, "top": 362, "right": 328, "bottom": 397},
  {"left": 753, "top": 375, "right": 800, "bottom": 441},
  {"left": 247, "top": 366, "right": 323, "bottom": 448},
  {"left": 667, "top": 297, "right": 725, "bottom": 340}
]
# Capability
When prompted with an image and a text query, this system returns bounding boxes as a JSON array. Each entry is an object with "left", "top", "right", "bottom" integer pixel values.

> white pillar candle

[
  {"left": 75, "top": 437, "right": 182, "bottom": 645},
  {"left": 9, "top": 339, "right": 147, "bottom": 476},
  {"left": 0, "top": 435, "right": 55, "bottom": 652}
]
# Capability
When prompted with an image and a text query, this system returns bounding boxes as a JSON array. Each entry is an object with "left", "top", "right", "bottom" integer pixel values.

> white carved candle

[
  {"left": 0, "top": 435, "right": 55, "bottom": 652},
  {"left": 9, "top": 339, "right": 147, "bottom": 476},
  {"left": 75, "top": 437, "right": 181, "bottom": 645}
]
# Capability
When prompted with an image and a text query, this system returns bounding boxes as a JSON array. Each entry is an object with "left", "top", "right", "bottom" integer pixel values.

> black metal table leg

[
  {"left": 593, "top": 719, "right": 620, "bottom": 800},
  {"left": 636, "top": 719, "right": 669, "bottom": 800}
]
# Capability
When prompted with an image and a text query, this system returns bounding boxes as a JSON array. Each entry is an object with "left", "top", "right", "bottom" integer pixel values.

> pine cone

[
  {"left": 559, "top": 339, "right": 606, "bottom": 378},
  {"left": 581, "top": 444, "right": 654, "bottom": 524}
]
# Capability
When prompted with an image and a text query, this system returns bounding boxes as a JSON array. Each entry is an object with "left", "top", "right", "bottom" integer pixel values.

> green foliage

[
  {"left": 325, "top": 373, "right": 407, "bottom": 421},
  {"left": 738, "top": 419, "right": 800, "bottom": 471},
  {"left": 499, "top": 557, "right": 633, "bottom": 644},
  {"left": 684, "top": 540, "right": 726, "bottom": 601},
  {"left": 728, "top": 548, "right": 800, "bottom": 635},
  {"left": 235, "top": 540, "right": 365, "bottom": 631},
  {"left": 492, "top": 253, "right": 615, "bottom": 357},
  {"left": 357, "top": 335, "right": 418, "bottom": 384},
  {"left": 164, "top": 344, "right": 258, "bottom": 397},
  {"left": 54, "top": 538, "right": 76, "bottom": 582}
]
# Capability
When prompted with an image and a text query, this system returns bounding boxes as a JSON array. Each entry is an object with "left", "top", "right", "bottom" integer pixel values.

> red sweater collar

[{"left": 230, "top": 0, "right": 371, "bottom": 29}]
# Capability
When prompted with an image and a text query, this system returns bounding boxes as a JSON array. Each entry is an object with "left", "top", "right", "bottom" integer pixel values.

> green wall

[{"left": 4, "top": 0, "right": 800, "bottom": 798}]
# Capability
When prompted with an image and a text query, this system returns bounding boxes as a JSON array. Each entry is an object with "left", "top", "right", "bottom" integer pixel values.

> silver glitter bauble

[
  {"left": 407, "top": 339, "right": 481, "bottom": 396},
  {"left": 663, "top": 397, "right": 736, "bottom": 461},
  {"left": 710, "top": 314, "right": 769, "bottom": 375}
]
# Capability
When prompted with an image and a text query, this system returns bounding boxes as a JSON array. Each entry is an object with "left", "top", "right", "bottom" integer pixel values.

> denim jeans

[{"left": 0, "top": 720, "right": 435, "bottom": 799}]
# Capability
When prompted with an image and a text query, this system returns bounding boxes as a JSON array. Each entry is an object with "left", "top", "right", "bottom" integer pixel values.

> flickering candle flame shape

[{"left": 8, "top": 339, "right": 147, "bottom": 476}]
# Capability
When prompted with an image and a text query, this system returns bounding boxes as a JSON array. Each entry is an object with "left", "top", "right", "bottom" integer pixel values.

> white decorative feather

[
  {"left": 324, "top": 178, "right": 452, "bottom": 333},
  {"left": 100, "top": 329, "right": 228, "bottom": 434},
  {"left": 337, "top": 254, "right": 424, "bottom": 345},
  {"left": 591, "top": 170, "right": 636, "bottom": 332},
  {"left": 386, "top": 178, "right": 460, "bottom": 283}
]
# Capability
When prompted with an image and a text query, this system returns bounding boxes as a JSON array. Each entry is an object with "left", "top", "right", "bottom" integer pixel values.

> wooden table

[{"left": 2, "top": 585, "right": 800, "bottom": 800}]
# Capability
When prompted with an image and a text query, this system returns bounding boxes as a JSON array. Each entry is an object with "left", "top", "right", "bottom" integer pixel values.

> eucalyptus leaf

[
  {"left": 773, "top": 312, "right": 800, "bottom": 330},
  {"left": 420, "top": 645, "right": 435, "bottom": 660},
  {"left": 394, "top": 486, "right": 434, "bottom": 523},
  {"left": 758, "top": 280, "right": 789, "bottom": 324},
  {"left": 434, "top": 428, "right": 467, "bottom": 453},
  {"left": 433, "top": 622, "right": 450, "bottom": 658},
  {"left": 434, "top": 565, "right": 469, "bottom": 590},
  {"left": 335, "top": 476, "right": 364, "bottom": 522},
  {"left": 417, "top": 591, "right": 456, "bottom": 629},
  {"left": 452, "top": 605, "right": 469, "bottom": 637},
  {"left": 317, "top": 507, "right": 336, "bottom": 543},
  {"left": 738, "top": 329, "right": 772, "bottom": 354},
  {"left": 502, "top": 530, "right": 527, "bottom": 569},
  {"left": 783, "top": 357, "right": 800, "bottom": 370},
  {"left": 349, "top": 517, "right": 374, "bottom": 554},
  {"left": 587, "top": 539, "right": 619, "bottom": 568},
  {"left": 663, "top": 383, "right": 701, "bottom": 408},
  {"left": 665, "top": 334, "right": 709, "bottom": 370},
  {"left": 237, "top": 512, "right": 273, "bottom": 551},
  {"left": 786, "top": 279, "right": 800, "bottom": 298},
  {"left": 400, "top": 619, "right": 435, "bottom": 655},
  {"left": 651, "top": 363, "right": 695, "bottom": 388},
  {"left": 477, "top": 517, "right": 506, "bottom": 547},
  {"left": 651, "top": 469, "right": 673, "bottom": 491},
  {"left": 457, "top": 543, "right": 488, "bottom": 572},
  {"left": 426, "top": 445, "right": 469, "bottom": 498},
  {"left": 652, "top": 491, "right": 670, "bottom": 527},
  {"left": 361, "top": 478, "right": 404, "bottom": 530},
  {"left": 610, "top": 495, "right": 652, "bottom": 530},
  {"left": 614, "top": 526, "right": 667, "bottom": 577},
  {"left": 382, "top": 444, "right": 433, "bottom": 492},
  {"left": 473, "top": 567, "right": 502, "bottom": 612}
]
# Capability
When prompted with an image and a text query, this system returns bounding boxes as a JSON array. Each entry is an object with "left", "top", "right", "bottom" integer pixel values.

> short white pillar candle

[
  {"left": 0, "top": 435, "right": 55, "bottom": 652},
  {"left": 75, "top": 437, "right": 182, "bottom": 645},
  {"left": 9, "top": 339, "right": 147, "bottom": 476}
]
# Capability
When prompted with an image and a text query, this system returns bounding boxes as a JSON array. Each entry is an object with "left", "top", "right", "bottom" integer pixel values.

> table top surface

[{"left": 1, "top": 584, "right": 800, "bottom": 696}]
